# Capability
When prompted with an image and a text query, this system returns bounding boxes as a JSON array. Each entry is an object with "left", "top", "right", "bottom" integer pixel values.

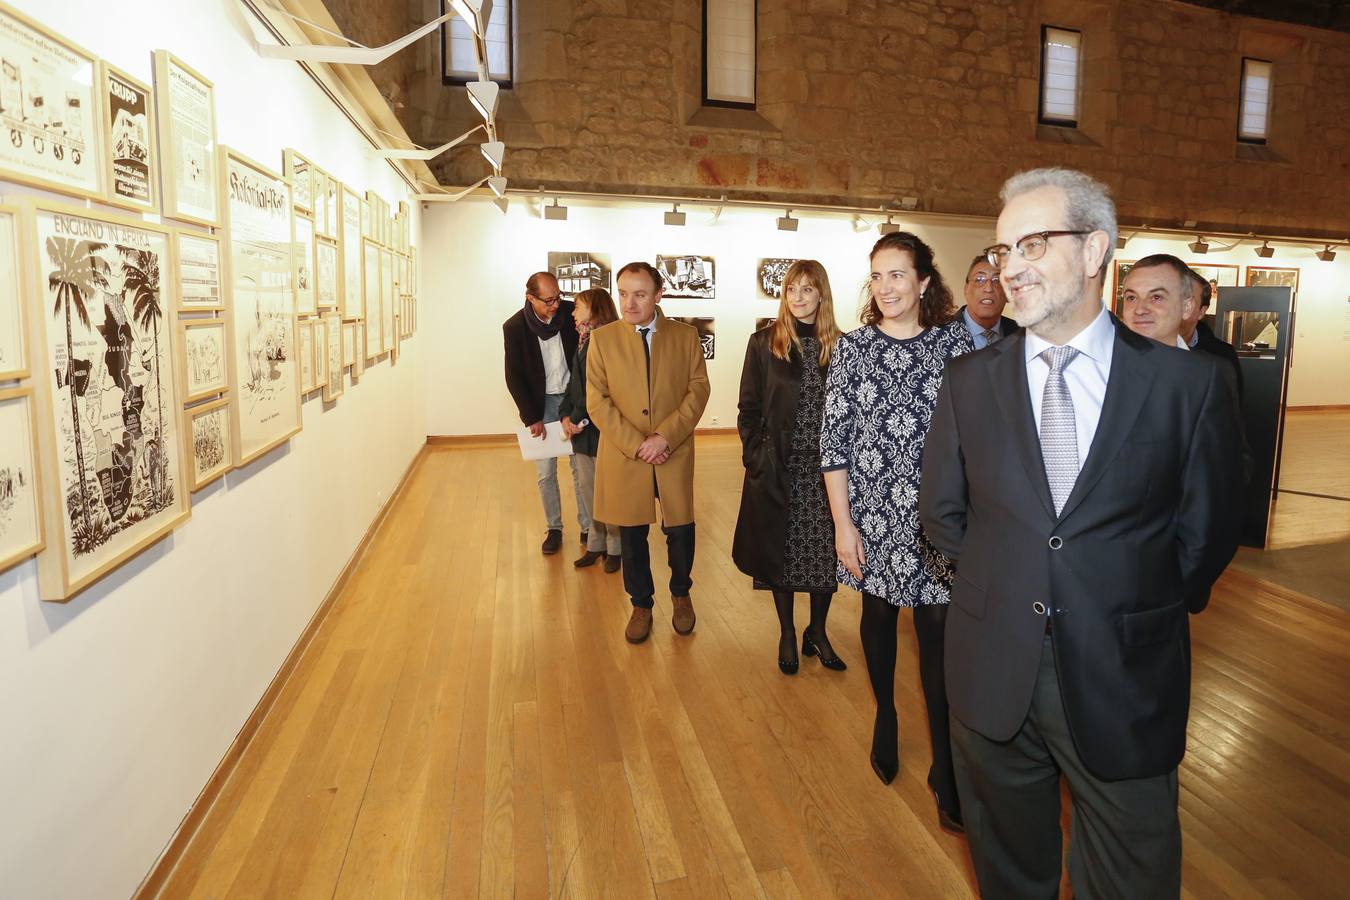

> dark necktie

[
  {"left": 639, "top": 327, "right": 651, "bottom": 384},
  {"left": 983, "top": 328, "right": 1000, "bottom": 346}
]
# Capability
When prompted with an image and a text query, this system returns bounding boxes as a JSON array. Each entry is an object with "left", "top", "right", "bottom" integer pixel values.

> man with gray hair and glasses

[{"left": 921, "top": 167, "right": 1243, "bottom": 898}]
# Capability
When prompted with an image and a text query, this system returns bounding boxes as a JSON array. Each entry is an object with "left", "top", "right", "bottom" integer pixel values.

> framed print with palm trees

[
  {"left": 219, "top": 147, "right": 300, "bottom": 467},
  {"left": 23, "top": 201, "right": 190, "bottom": 601}
]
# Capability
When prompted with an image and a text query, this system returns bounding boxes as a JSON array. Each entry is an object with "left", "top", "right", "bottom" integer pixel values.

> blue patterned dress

[{"left": 819, "top": 320, "right": 975, "bottom": 606}]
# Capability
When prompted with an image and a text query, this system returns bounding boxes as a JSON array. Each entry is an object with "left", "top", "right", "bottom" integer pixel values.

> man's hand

[
  {"left": 637, "top": 433, "right": 671, "bottom": 464},
  {"left": 528, "top": 420, "right": 546, "bottom": 439}
]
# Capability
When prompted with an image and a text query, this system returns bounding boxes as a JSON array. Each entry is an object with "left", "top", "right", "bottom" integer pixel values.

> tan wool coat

[{"left": 586, "top": 310, "right": 711, "bottom": 527}]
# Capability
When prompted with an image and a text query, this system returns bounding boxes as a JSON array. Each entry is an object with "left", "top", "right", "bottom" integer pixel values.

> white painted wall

[
  {"left": 0, "top": 2, "right": 425, "bottom": 898},
  {"left": 423, "top": 197, "right": 1350, "bottom": 437}
]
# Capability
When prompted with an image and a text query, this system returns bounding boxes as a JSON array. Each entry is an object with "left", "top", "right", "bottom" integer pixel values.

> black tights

[
  {"left": 771, "top": 589, "right": 834, "bottom": 637},
  {"left": 860, "top": 592, "right": 958, "bottom": 811}
]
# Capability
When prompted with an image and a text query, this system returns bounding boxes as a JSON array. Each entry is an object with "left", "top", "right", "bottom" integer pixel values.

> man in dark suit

[
  {"left": 960, "top": 254, "right": 1020, "bottom": 348},
  {"left": 920, "top": 168, "right": 1243, "bottom": 898},
  {"left": 503, "top": 271, "right": 582, "bottom": 554},
  {"left": 1183, "top": 272, "right": 1245, "bottom": 401}
]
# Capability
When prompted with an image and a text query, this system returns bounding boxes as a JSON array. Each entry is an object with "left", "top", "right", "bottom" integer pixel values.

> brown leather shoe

[
  {"left": 625, "top": 607, "right": 653, "bottom": 644},
  {"left": 573, "top": 550, "right": 603, "bottom": 568},
  {"left": 603, "top": 554, "right": 622, "bottom": 574},
  {"left": 671, "top": 595, "right": 696, "bottom": 635}
]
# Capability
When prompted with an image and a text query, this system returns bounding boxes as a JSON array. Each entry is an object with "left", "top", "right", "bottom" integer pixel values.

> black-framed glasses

[
  {"left": 530, "top": 293, "right": 563, "bottom": 306},
  {"left": 985, "top": 230, "right": 1092, "bottom": 269},
  {"left": 968, "top": 272, "right": 1001, "bottom": 286}
]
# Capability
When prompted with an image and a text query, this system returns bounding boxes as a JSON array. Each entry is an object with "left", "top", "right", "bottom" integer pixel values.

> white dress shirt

[
  {"left": 1024, "top": 306, "right": 1116, "bottom": 473},
  {"left": 635, "top": 313, "right": 658, "bottom": 350},
  {"left": 538, "top": 332, "right": 570, "bottom": 395}
]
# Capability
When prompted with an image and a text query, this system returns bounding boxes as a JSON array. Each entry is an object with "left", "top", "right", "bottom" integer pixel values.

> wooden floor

[
  {"left": 155, "top": 436, "right": 1350, "bottom": 899},
  {"left": 1280, "top": 410, "right": 1350, "bottom": 501}
]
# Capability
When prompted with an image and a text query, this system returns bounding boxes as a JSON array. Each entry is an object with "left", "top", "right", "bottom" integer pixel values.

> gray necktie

[
  {"left": 982, "top": 328, "right": 1000, "bottom": 346},
  {"left": 1039, "top": 346, "right": 1080, "bottom": 516}
]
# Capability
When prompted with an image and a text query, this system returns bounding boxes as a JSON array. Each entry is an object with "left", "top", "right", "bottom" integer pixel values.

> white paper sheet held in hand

[{"left": 516, "top": 421, "right": 576, "bottom": 460}]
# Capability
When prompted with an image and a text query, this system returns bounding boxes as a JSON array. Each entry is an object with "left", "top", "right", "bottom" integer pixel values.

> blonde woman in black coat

[{"left": 733, "top": 260, "right": 846, "bottom": 675}]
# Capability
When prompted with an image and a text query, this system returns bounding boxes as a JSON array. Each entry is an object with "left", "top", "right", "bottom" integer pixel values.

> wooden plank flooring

[{"left": 154, "top": 436, "right": 1350, "bottom": 899}]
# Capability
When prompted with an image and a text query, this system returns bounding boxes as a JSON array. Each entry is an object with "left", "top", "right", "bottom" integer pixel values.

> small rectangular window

[
  {"left": 442, "top": 0, "right": 512, "bottom": 87},
  {"left": 1238, "top": 58, "right": 1272, "bottom": 144},
  {"left": 704, "top": 0, "right": 756, "bottom": 108},
  {"left": 1039, "top": 26, "right": 1082, "bottom": 126}
]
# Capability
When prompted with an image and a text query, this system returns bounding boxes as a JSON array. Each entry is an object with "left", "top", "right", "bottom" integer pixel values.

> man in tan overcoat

[{"left": 587, "top": 261, "right": 711, "bottom": 643}]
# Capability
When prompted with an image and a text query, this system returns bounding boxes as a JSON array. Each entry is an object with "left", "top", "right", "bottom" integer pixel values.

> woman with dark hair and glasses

[{"left": 820, "top": 231, "right": 974, "bottom": 832}]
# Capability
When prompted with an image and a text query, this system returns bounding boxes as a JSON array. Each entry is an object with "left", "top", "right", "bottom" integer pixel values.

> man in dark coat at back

[
  {"left": 503, "top": 271, "right": 581, "bottom": 555},
  {"left": 1182, "top": 272, "right": 1244, "bottom": 401}
]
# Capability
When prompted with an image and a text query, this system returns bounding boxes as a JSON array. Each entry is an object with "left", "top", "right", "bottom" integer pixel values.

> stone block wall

[{"left": 387, "top": 0, "right": 1350, "bottom": 238}]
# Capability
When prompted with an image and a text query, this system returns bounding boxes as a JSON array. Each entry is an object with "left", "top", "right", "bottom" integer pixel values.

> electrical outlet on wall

[{"left": 711, "top": 415, "right": 720, "bottom": 425}]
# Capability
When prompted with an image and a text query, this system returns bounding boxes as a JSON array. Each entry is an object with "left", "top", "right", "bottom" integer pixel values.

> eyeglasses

[
  {"left": 985, "top": 230, "right": 1092, "bottom": 269},
  {"left": 968, "top": 272, "right": 1000, "bottom": 286},
  {"left": 531, "top": 293, "right": 563, "bottom": 306}
]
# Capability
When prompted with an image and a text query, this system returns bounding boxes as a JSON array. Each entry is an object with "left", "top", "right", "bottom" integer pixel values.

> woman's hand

[
  {"left": 835, "top": 520, "right": 866, "bottom": 580},
  {"left": 560, "top": 417, "right": 582, "bottom": 438}
]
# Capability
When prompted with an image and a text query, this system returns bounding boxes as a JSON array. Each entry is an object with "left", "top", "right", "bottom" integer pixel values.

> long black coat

[
  {"left": 732, "top": 327, "right": 828, "bottom": 584},
  {"left": 1194, "top": 320, "right": 1244, "bottom": 401},
  {"left": 502, "top": 302, "right": 578, "bottom": 426}
]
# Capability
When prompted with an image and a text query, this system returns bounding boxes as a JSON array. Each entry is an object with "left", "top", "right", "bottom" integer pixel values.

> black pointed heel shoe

[
  {"left": 801, "top": 627, "right": 847, "bottom": 671},
  {"left": 870, "top": 752, "right": 899, "bottom": 785},
  {"left": 778, "top": 631, "right": 799, "bottom": 675},
  {"left": 932, "top": 788, "right": 964, "bottom": 834}
]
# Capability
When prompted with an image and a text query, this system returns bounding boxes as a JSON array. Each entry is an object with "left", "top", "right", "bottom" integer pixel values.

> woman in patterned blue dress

[{"left": 820, "top": 231, "right": 975, "bottom": 832}]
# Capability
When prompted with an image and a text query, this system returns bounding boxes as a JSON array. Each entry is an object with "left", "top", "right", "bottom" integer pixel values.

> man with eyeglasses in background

[
  {"left": 921, "top": 168, "right": 1243, "bottom": 899},
  {"left": 960, "top": 253, "right": 1019, "bottom": 348},
  {"left": 504, "top": 271, "right": 583, "bottom": 555}
]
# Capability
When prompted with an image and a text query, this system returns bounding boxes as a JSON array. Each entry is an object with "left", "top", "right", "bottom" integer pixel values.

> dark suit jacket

[
  {"left": 920, "top": 317, "right": 1243, "bottom": 781},
  {"left": 502, "top": 302, "right": 578, "bottom": 426},
  {"left": 1193, "top": 320, "right": 1244, "bottom": 401}
]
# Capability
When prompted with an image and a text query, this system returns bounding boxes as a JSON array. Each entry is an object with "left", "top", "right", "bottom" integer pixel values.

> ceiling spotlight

[
  {"left": 1188, "top": 236, "right": 1209, "bottom": 254},
  {"left": 664, "top": 203, "right": 686, "bottom": 227},
  {"left": 899, "top": 196, "right": 919, "bottom": 211},
  {"left": 543, "top": 197, "right": 567, "bottom": 220},
  {"left": 1182, "top": 219, "right": 1198, "bottom": 229},
  {"left": 878, "top": 214, "right": 900, "bottom": 235},
  {"left": 1316, "top": 244, "right": 1337, "bottom": 262},
  {"left": 776, "top": 209, "right": 798, "bottom": 232},
  {"left": 493, "top": 196, "right": 509, "bottom": 214},
  {"left": 1255, "top": 240, "right": 1275, "bottom": 258},
  {"left": 487, "top": 175, "right": 507, "bottom": 199},
  {"left": 480, "top": 140, "right": 504, "bottom": 170},
  {"left": 467, "top": 80, "right": 499, "bottom": 122}
]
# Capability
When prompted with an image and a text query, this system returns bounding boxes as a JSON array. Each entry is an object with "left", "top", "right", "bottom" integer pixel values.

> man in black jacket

[
  {"left": 920, "top": 168, "right": 1243, "bottom": 899},
  {"left": 503, "top": 271, "right": 581, "bottom": 554},
  {"left": 1183, "top": 272, "right": 1245, "bottom": 401}
]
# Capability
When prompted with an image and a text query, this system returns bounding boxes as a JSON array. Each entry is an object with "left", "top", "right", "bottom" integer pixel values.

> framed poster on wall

[
  {"left": 322, "top": 314, "right": 343, "bottom": 402},
  {"left": 292, "top": 212, "right": 316, "bottom": 317},
  {"left": 341, "top": 320, "right": 355, "bottom": 371},
  {"left": 153, "top": 50, "right": 218, "bottom": 227},
  {"left": 0, "top": 386, "right": 44, "bottom": 576},
  {"left": 313, "top": 313, "right": 328, "bottom": 391},
  {"left": 298, "top": 318, "right": 314, "bottom": 394},
  {"left": 1, "top": 202, "right": 31, "bottom": 379},
  {"left": 179, "top": 318, "right": 229, "bottom": 403},
  {"left": 219, "top": 147, "right": 299, "bottom": 466},
  {"left": 23, "top": 201, "right": 190, "bottom": 600},
  {"left": 0, "top": 3, "right": 105, "bottom": 201},
  {"left": 381, "top": 246, "right": 395, "bottom": 356},
  {"left": 363, "top": 239, "right": 381, "bottom": 362},
  {"left": 283, "top": 148, "right": 314, "bottom": 214},
  {"left": 174, "top": 231, "right": 223, "bottom": 314},
  {"left": 341, "top": 186, "right": 363, "bottom": 319},
  {"left": 1246, "top": 266, "right": 1299, "bottom": 300},
  {"left": 322, "top": 172, "right": 340, "bottom": 241},
  {"left": 98, "top": 61, "right": 158, "bottom": 213},
  {"left": 316, "top": 237, "right": 338, "bottom": 312},
  {"left": 183, "top": 396, "right": 231, "bottom": 491}
]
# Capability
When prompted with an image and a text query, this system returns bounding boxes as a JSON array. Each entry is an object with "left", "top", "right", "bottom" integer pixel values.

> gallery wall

[
  {"left": 0, "top": 2, "right": 425, "bottom": 898},
  {"left": 422, "top": 195, "right": 1350, "bottom": 438}
]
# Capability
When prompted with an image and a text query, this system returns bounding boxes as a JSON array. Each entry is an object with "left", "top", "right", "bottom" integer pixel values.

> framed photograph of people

[
  {"left": 316, "top": 237, "right": 339, "bottom": 312},
  {"left": 1246, "top": 266, "right": 1299, "bottom": 300},
  {"left": 0, "top": 386, "right": 44, "bottom": 575},
  {"left": 0, "top": 3, "right": 105, "bottom": 201},
  {"left": 183, "top": 396, "right": 232, "bottom": 491},
  {"left": 322, "top": 314, "right": 343, "bottom": 402},
  {"left": 174, "top": 231, "right": 224, "bottom": 314},
  {"left": 179, "top": 318, "right": 229, "bottom": 403},
  {"left": 293, "top": 212, "right": 317, "bottom": 317},
  {"left": 283, "top": 148, "right": 314, "bottom": 215},
  {"left": 1, "top": 202, "right": 30, "bottom": 379},
  {"left": 153, "top": 51, "right": 218, "bottom": 227},
  {"left": 341, "top": 186, "right": 363, "bottom": 319},
  {"left": 218, "top": 147, "right": 300, "bottom": 467},
  {"left": 98, "top": 61, "right": 158, "bottom": 213},
  {"left": 24, "top": 200, "right": 191, "bottom": 601}
]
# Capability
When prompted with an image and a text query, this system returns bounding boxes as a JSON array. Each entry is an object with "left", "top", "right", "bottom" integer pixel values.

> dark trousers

[
  {"left": 620, "top": 523, "right": 694, "bottom": 608},
  {"left": 951, "top": 635, "right": 1181, "bottom": 900}
]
